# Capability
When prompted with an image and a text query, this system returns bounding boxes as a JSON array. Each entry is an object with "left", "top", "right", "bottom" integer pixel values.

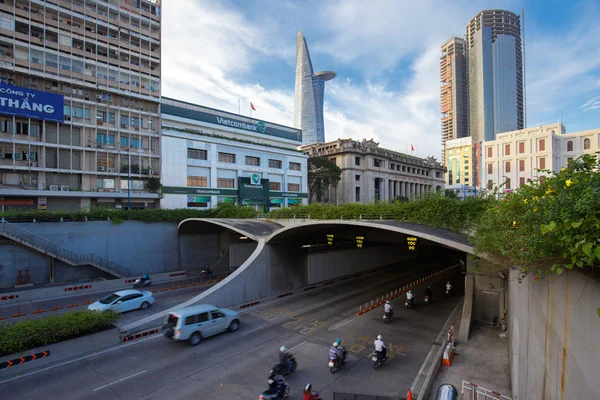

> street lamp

[
  {"left": 125, "top": 146, "right": 133, "bottom": 209},
  {"left": 283, "top": 167, "right": 289, "bottom": 207}
]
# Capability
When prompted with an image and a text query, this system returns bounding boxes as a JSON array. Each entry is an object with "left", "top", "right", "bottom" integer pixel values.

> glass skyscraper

[{"left": 294, "top": 30, "right": 335, "bottom": 145}]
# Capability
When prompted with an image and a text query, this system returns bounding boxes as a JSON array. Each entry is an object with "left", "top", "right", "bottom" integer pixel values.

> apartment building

[
  {"left": 160, "top": 98, "right": 308, "bottom": 211},
  {"left": 0, "top": 0, "right": 161, "bottom": 211},
  {"left": 482, "top": 122, "right": 600, "bottom": 191},
  {"left": 300, "top": 138, "right": 446, "bottom": 204}
]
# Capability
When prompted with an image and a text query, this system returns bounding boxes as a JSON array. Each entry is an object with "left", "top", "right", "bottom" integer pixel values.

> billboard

[
  {"left": 238, "top": 174, "right": 269, "bottom": 204},
  {"left": 0, "top": 83, "right": 64, "bottom": 122}
]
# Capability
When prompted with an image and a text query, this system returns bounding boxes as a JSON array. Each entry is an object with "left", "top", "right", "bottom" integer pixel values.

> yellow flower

[
  {"left": 565, "top": 179, "right": 573, "bottom": 187},
  {"left": 561, "top": 168, "right": 566, "bottom": 172},
  {"left": 534, "top": 208, "right": 538, "bottom": 212},
  {"left": 513, "top": 220, "right": 517, "bottom": 226},
  {"left": 542, "top": 196, "right": 546, "bottom": 199},
  {"left": 533, "top": 196, "right": 539, "bottom": 201},
  {"left": 546, "top": 189, "right": 555, "bottom": 195},
  {"left": 523, "top": 199, "right": 528, "bottom": 204}
]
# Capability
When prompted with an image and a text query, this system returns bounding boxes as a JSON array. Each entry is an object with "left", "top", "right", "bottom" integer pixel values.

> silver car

[
  {"left": 162, "top": 304, "right": 240, "bottom": 345},
  {"left": 88, "top": 289, "right": 155, "bottom": 313}
]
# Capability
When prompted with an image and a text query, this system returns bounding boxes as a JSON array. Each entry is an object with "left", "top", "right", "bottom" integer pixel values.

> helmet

[
  {"left": 377, "top": 335, "right": 383, "bottom": 340},
  {"left": 304, "top": 383, "right": 312, "bottom": 393},
  {"left": 335, "top": 338, "right": 341, "bottom": 345},
  {"left": 427, "top": 286, "right": 431, "bottom": 289},
  {"left": 386, "top": 300, "right": 390, "bottom": 304},
  {"left": 333, "top": 342, "right": 339, "bottom": 347},
  {"left": 447, "top": 281, "right": 450, "bottom": 284},
  {"left": 408, "top": 290, "right": 412, "bottom": 294},
  {"left": 280, "top": 346, "right": 287, "bottom": 352}
]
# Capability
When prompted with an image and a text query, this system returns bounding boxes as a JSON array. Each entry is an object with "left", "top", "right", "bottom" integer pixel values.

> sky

[{"left": 160, "top": 0, "right": 600, "bottom": 160}]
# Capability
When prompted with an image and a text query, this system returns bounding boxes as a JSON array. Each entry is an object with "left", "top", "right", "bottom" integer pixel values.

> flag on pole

[
  {"left": 411, "top": 144, "right": 415, "bottom": 151},
  {"left": 250, "top": 102, "right": 256, "bottom": 111}
]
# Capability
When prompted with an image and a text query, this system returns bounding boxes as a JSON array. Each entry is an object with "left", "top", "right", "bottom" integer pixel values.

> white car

[
  {"left": 88, "top": 289, "right": 155, "bottom": 313},
  {"left": 162, "top": 304, "right": 240, "bottom": 345}
]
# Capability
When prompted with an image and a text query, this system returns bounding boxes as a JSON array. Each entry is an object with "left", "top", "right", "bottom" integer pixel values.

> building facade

[
  {"left": 293, "top": 30, "right": 335, "bottom": 145},
  {"left": 160, "top": 98, "right": 308, "bottom": 211},
  {"left": 482, "top": 122, "right": 600, "bottom": 191},
  {"left": 300, "top": 138, "right": 446, "bottom": 204},
  {"left": 466, "top": 9, "right": 524, "bottom": 143},
  {"left": 440, "top": 37, "right": 468, "bottom": 163},
  {"left": 0, "top": 0, "right": 161, "bottom": 211},
  {"left": 445, "top": 136, "right": 473, "bottom": 186}
]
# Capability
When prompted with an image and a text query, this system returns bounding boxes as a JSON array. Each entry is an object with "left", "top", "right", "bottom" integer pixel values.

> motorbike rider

[
  {"left": 406, "top": 289, "right": 415, "bottom": 306},
  {"left": 374, "top": 334, "right": 386, "bottom": 360},
  {"left": 140, "top": 272, "right": 150, "bottom": 282},
  {"left": 303, "top": 383, "right": 320, "bottom": 400},
  {"left": 425, "top": 286, "right": 433, "bottom": 302},
  {"left": 279, "top": 346, "right": 294, "bottom": 374},
  {"left": 384, "top": 300, "right": 393, "bottom": 315},
  {"left": 446, "top": 281, "right": 453, "bottom": 294},
  {"left": 268, "top": 371, "right": 286, "bottom": 394},
  {"left": 329, "top": 340, "right": 345, "bottom": 365}
]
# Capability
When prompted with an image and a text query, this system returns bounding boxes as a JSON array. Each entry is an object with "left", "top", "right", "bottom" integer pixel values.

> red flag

[
  {"left": 411, "top": 144, "right": 414, "bottom": 151},
  {"left": 250, "top": 102, "right": 256, "bottom": 111}
]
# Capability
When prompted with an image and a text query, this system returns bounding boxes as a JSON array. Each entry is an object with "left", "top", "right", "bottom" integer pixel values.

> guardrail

[
  {"left": 0, "top": 221, "right": 131, "bottom": 277},
  {"left": 255, "top": 214, "right": 403, "bottom": 221}
]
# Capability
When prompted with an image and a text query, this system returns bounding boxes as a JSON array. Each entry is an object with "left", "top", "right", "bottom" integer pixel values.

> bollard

[
  {"left": 435, "top": 384, "right": 459, "bottom": 400},
  {"left": 31, "top": 303, "right": 46, "bottom": 314},
  {"left": 11, "top": 305, "right": 26, "bottom": 318}
]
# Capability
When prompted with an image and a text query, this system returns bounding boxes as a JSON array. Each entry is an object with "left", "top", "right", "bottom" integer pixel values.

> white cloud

[{"left": 581, "top": 96, "right": 600, "bottom": 112}]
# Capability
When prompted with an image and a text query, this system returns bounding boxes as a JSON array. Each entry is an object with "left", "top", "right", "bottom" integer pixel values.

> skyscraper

[
  {"left": 466, "top": 10, "right": 524, "bottom": 143},
  {"left": 440, "top": 37, "right": 468, "bottom": 163},
  {"left": 294, "top": 30, "right": 335, "bottom": 145}
]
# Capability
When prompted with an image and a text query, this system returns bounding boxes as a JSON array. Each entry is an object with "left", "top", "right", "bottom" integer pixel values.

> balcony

[
  {"left": 45, "top": 40, "right": 59, "bottom": 50},
  {"left": 0, "top": 54, "right": 14, "bottom": 65},
  {"left": 0, "top": 27, "right": 14, "bottom": 40},
  {"left": 0, "top": 3, "right": 14, "bottom": 13}
]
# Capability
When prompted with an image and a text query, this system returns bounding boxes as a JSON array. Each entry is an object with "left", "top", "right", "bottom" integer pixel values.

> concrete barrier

[
  {"left": 458, "top": 274, "right": 473, "bottom": 343},
  {"left": 0, "top": 327, "right": 120, "bottom": 378}
]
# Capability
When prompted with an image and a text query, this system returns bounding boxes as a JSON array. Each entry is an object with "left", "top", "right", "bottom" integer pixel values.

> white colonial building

[
  {"left": 160, "top": 98, "right": 308, "bottom": 210},
  {"left": 482, "top": 122, "right": 600, "bottom": 191},
  {"left": 300, "top": 138, "right": 446, "bottom": 204}
]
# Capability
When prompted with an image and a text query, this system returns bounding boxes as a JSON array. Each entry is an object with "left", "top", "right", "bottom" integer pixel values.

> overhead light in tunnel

[
  {"left": 301, "top": 244, "right": 312, "bottom": 248},
  {"left": 239, "top": 236, "right": 248, "bottom": 240}
]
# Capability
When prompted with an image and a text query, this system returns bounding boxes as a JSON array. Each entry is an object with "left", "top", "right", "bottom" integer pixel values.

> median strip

[
  {"left": 0, "top": 351, "right": 49, "bottom": 370},
  {"left": 122, "top": 328, "right": 159, "bottom": 342}
]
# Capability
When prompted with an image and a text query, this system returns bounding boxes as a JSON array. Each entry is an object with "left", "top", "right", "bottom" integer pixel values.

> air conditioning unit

[
  {"left": 98, "top": 166, "right": 106, "bottom": 171},
  {"left": 49, "top": 185, "right": 59, "bottom": 191},
  {"left": 60, "top": 185, "right": 69, "bottom": 191}
]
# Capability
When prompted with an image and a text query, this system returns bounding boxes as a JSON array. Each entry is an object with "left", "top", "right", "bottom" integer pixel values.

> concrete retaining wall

[
  {"left": 508, "top": 269, "right": 600, "bottom": 399},
  {"left": 229, "top": 242, "right": 258, "bottom": 269}
]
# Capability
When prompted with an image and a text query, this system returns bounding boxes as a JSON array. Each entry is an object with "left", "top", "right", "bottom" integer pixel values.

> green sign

[
  {"left": 187, "top": 196, "right": 211, "bottom": 203},
  {"left": 269, "top": 191, "right": 309, "bottom": 198},
  {"left": 161, "top": 186, "right": 238, "bottom": 196},
  {"left": 238, "top": 177, "right": 269, "bottom": 203}
]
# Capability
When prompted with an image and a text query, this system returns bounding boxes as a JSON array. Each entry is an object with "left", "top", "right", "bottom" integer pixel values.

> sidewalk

[{"left": 428, "top": 321, "right": 511, "bottom": 399}]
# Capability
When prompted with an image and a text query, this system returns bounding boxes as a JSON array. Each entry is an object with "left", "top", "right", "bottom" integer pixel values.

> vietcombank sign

[
  {"left": 0, "top": 83, "right": 64, "bottom": 122},
  {"left": 216, "top": 117, "right": 267, "bottom": 134}
]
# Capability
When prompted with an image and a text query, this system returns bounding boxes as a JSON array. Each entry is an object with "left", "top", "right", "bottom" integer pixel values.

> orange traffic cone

[{"left": 407, "top": 389, "right": 413, "bottom": 400}]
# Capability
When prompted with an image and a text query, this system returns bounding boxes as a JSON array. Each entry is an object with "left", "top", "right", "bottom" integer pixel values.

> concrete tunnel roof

[
  {"left": 265, "top": 220, "right": 474, "bottom": 254},
  {"left": 177, "top": 218, "right": 283, "bottom": 241}
]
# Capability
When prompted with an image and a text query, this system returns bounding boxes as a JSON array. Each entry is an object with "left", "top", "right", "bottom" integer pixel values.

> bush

[{"left": 0, "top": 310, "right": 119, "bottom": 356}]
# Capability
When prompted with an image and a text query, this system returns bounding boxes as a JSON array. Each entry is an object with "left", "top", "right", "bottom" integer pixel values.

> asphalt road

[{"left": 0, "top": 260, "right": 464, "bottom": 400}]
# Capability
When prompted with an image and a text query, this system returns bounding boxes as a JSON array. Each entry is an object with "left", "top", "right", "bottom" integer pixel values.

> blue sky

[{"left": 161, "top": 0, "right": 600, "bottom": 159}]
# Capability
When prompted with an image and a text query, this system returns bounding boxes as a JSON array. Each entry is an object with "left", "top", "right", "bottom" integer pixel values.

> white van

[{"left": 162, "top": 304, "right": 240, "bottom": 345}]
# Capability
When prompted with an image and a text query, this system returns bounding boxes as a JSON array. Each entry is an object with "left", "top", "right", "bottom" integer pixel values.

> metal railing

[
  {"left": 461, "top": 381, "right": 511, "bottom": 400},
  {"left": 255, "top": 214, "right": 402, "bottom": 221},
  {"left": 0, "top": 221, "right": 130, "bottom": 277}
]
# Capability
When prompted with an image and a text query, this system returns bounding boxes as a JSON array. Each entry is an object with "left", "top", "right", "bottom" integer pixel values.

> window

[
  {"left": 96, "top": 133, "right": 115, "bottom": 145},
  {"left": 519, "top": 177, "right": 525, "bottom": 187},
  {"left": 196, "top": 312, "right": 209, "bottom": 323},
  {"left": 374, "top": 159, "right": 381, "bottom": 168},
  {"left": 287, "top": 183, "right": 300, "bottom": 192},
  {"left": 289, "top": 162, "right": 301, "bottom": 171},
  {"left": 519, "top": 160, "right": 525, "bottom": 171},
  {"left": 96, "top": 178, "right": 115, "bottom": 189},
  {"left": 269, "top": 182, "right": 281, "bottom": 190},
  {"left": 487, "top": 147, "right": 492, "bottom": 158},
  {"left": 355, "top": 174, "right": 360, "bottom": 181},
  {"left": 355, "top": 187, "right": 360, "bottom": 202},
  {"left": 120, "top": 115, "right": 129, "bottom": 127},
  {"left": 505, "top": 161, "right": 511, "bottom": 173},
  {"left": 487, "top": 180, "right": 493, "bottom": 190},
  {"left": 487, "top": 164, "right": 492, "bottom": 174},
  {"left": 567, "top": 140, "right": 573, "bottom": 152},
  {"left": 389, "top": 163, "right": 394, "bottom": 170},
  {"left": 538, "top": 139, "right": 545, "bottom": 151},
  {"left": 245, "top": 156, "right": 260, "bottom": 166},
  {"left": 354, "top": 157, "right": 361, "bottom": 166},
  {"left": 539, "top": 157, "right": 546, "bottom": 169},
  {"left": 187, "top": 176, "right": 207, "bottom": 187},
  {"left": 185, "top": 316, "right": 196, "bottom": 325},
  {"left": 464, "top": 165, "right": 469, "bottom": 170},
  {"left": 211, "top": 310, "right": 224, "bottom": 319},
  {"left": 464, "top": 159, "right": 469, "bottom": 164},
  {"left": 504, "top": 144, "right": 510, "bottom": 156},
  {"left": 64, "top": 105, "right": 71, "bottom": 116},
  {"left": 120, "top": 137, "right": 129, "bottom": 147},
  {"left": 218, "top": 152, "right": 235, "bottom": 163},
  {"left": 74, "top": 107, "right": 89, "bottom": 119},
  {"left": 131, "top": 117, "right": 141, "bottom": 128},
  {"left": 584, "top": 138, "right": 591, "bottom": 150},
  {"left": 217, "top": 178, "right": 235, "bottom": 188},
  {"left": 188, "top": 149, "right": 207, "bottom": 160},
  {"left": 329, "top": 157, "right": 336, "bottom": 164},
  {"left": 567, "top": 157, "right": 573, "bottom": 165},
  {"left": 505, "top": 178, "right": 511, "bottom": 190},
  {"left": 268, "top": 159, "right": 282, "bottom": 169},
  {"left": 518, "top": 142, "right": 525, "bottom": 154}
]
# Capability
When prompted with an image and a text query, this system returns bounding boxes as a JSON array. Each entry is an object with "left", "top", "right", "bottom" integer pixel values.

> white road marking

[
  {"left": 328, "top": 313, "right": 363, "bottom": 330},
  {"left": 0, "top": 334, "right": 161, "bottom": 385},
  {"left": 93, "top": 370, "right": 147, "bottom": 391},
  {"left": 288, "top": 341, "right": 306, "bottom": 352},
  {"left": 242, "top": 324, "right": 266, "bottom": 335}
]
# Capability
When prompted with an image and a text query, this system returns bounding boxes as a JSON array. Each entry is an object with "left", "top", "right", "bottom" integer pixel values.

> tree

[
  {"left": 444, "top": 189, "right": 457, "bottom": 199},
  {"left": 307, "top": 157, "right": 342, "bottom": 203},
  {"left": 145, "top": 177, "right": 161, "bottom": 193}
]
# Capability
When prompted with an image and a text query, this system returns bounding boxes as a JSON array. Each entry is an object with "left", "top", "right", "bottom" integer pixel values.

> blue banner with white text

[{"left": 0, "top": 82, "right": 64, "bottom": 122}]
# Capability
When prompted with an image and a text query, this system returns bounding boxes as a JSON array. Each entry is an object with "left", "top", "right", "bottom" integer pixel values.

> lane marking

[
  {"left": 0, "top": 334, "right": 161, "bottom": 385},
  {"left": 93, "top": 370, "right": 147, "bottom": 391},
  {"left": 288, "top": 341, "right": 306, "bottom": 352},
  {"left": 242, "top": 324, "right": 266, "bottom": 336},
  {"left": 329, "top": 314, "right": 363, "bottom": 330}
]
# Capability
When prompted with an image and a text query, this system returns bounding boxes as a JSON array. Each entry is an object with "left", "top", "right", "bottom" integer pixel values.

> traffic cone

[{"left": 407, "top": 389, "right": 413, "bottom": 400}]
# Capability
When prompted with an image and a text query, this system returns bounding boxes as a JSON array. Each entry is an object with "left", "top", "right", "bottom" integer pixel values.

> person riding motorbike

[
  {"left": 446, "top": 281, "right": 453, "bottom": 295},
  {"left": 303, "top": 383, "right": 320, "bottom": 400},
  {"left": 374, "top": 335, "right": 386, "bottom": 360},
  {"left": 425, "top": 286, "right": 433, "bottom": 302},
  {"left": 384, "top": 300, "right": 393, "bottom": 314},
  {"left": 406, "top": 290, "right": 415, "bottom": 306},
  {"left": 329, "top": 340, "right": 345, "bottom": 365},
  {"left": 141, "top": 272, "right": 149, "bottom": 282},
  {"left": 279, "top": 346, "right": 294, "bottom": 374},
  {"left": 267, "top": 371, "right": 287, "bottom": 395}
]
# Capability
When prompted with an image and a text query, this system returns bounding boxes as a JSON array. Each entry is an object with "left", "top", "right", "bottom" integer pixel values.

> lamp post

[
  {"left": 126, "top": 146, "right": 132, "bottom": 209},
  {"left": 283, "top": 167, "right": 289, "bottom": 208}
]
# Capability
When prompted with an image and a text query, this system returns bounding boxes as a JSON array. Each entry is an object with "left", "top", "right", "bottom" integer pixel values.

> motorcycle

[
  {"left": 328, "top": 348, "right": 347, "bottom": 373},
  {"left": 271, "top": 354, "right": 297, "bottom": 376},
  {"left": 133, "top": 278, "right": 151, "bottom": 288},
  {"left": 446, "top": 288, "right": 452, "bottom": 297},
  {"left": 424, "top": 296, "right": 430, "bottom": 304},
  {"left": 404, "top": 298, "right": 414, "bottom": 309},
  {"left": 259, "top": 376, "right": 289, "bottom": 399},
  {"left": 383, "top": 309, "right": 393, "bottom": 324},
  {"left": 371, "top": 350, "right": 386, "bottom": 369},
  {"left": 201, "top": 269, "right": 212, "bottom": 280}
]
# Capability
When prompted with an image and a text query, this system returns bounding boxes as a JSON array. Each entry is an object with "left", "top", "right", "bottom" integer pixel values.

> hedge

[{"left": 0, "top": 310, "right": 119, "bottom": 356}]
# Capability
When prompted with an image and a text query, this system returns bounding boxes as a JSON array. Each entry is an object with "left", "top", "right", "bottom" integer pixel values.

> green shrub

[{"left": 0, "top": 310, "right": 119, "bottom": 356}]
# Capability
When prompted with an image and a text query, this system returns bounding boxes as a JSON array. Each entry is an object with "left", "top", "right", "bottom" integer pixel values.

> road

[{"left": 0, "top": 259, "right": 464, "bottom": 399}]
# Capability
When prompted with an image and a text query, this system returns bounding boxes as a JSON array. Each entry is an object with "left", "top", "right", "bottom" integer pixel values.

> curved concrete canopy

[
  {"left": 177, "top": 218, "right": 283, "bottom": 241},
  {"left": 314, "top": 71, "right": 336, "bottom": 81},
  {"left": 266, "top": 220, "right": 474, "bottom": 254}
]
